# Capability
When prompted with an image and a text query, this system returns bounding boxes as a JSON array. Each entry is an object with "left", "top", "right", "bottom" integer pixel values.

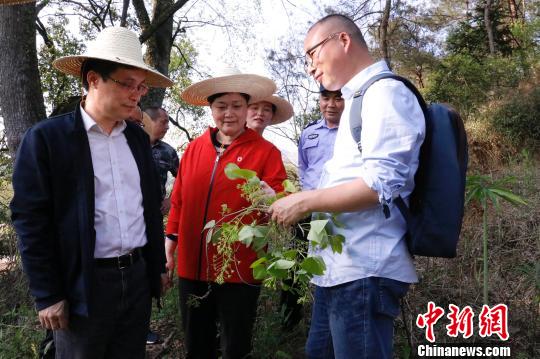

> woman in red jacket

[{"left": 165, "top": 68, "right": 287, "bottom": 359}]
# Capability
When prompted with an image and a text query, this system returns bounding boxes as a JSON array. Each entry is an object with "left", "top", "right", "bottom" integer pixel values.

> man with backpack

[{"left": 269, "top": 14, "right": 426, "bottom": 358}]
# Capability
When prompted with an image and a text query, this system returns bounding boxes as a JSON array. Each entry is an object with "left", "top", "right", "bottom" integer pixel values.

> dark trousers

[
  {"left": 178, "top": 278, "right": 261, "bottom": 359},
  {"left": 54, "top": 258, "right": 151, "bottom": 359}
]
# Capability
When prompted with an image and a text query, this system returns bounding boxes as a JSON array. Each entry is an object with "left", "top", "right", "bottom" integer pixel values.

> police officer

[{"left": 298, "top": 85, "right": 344, "bottom": 190}]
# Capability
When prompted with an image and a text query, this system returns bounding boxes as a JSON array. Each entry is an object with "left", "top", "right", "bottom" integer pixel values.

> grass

[{"left": 0, "top": 264, "right": 43, "bottom": 359}]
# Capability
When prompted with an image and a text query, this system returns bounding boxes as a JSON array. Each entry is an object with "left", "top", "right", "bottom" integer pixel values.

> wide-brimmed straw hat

[
  {"left": 181, "top": 67, "right": 276, "bottom": 106},
  {"left": 53, "top": 27, "right": 173, "bottom": 88},
  {"left": 250, "top": 95, "right": 294, "bottom": 125}
]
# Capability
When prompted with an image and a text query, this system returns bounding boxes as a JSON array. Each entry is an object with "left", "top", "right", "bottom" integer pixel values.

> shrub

[{"left": 490, "top": 86, "right": 540, "bottom": 150}]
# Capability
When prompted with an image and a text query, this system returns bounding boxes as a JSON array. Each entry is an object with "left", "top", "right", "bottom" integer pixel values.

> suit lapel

[{"left": 71, "top": 106, "right": 96, "bottom": 258}]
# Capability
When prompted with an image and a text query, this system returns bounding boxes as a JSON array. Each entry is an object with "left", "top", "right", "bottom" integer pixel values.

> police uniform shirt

[{"left": 298, "top": 118, "right": 338, "bottom": 190}]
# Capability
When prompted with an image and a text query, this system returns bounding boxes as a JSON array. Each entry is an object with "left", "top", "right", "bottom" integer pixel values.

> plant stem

[{"left": 482, "top": 208, "right": 489, "bottom": 304}]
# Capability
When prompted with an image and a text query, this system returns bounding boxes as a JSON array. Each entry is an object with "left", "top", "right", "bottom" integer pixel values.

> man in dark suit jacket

[{"left": 10, "top": 26, "right": 174, "bottom": 358}]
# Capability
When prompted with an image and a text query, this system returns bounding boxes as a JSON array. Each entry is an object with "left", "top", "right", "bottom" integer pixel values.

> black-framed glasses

[
  {"left": 104, "top": 75, "right": 149, "bottom": 96},
  {"left": 304, "top": 32, "right": 341, "bottom": 70}
]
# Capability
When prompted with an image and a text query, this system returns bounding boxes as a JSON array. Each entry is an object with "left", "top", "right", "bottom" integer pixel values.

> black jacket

[{"left": 10, "top": 105, "right": 166, "bottom": 316}]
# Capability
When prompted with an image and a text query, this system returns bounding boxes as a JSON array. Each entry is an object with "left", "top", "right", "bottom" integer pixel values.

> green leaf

[
  {"left": 253, "top": 265, "right": 267, "bottom": 280},
  {"left": 203, "top": 220, "right": 216, "bottom": 231},
  {"left": 310, "top": 219, "right": 329, "bottom": 233},
  {"left": 330, "top": 234, "right": 345, "bottom": 254},
  {"left": 210, "top": 227, "right": 222, "bottom": 244},
  {"left": 224, "top": 163, "right": 257, "bottom": 180},
  {"left": 282, "top": 249, "right": 297, "bottom": 260},
  {"left": 238, "top": 226, "right": 255, "bottom": 247},
  {"left": 486, "top": 190, "right": 501, "bottom": 210},
  {"left": 272, "top": 259, "right": 295, "bottom": 270},
  {"left": 300, "top": 256, "right": 326, "bottom": 275},
  {"left": 307, "top": 228, "right": 322, "bottom": 245},
  {"left": 331, "top": 213, "right": 345, "bottom": 228},
  {"left": 251, "top": 235, "right": 268, "bottom": 252},
  {"left": 205, "top": 226, "right": 214, "bottom": 244},
  {"left": 247, "top": 176, "right": 261, "bottom": 185},
  {"left": 266, "top": 266, "right": 288, "bottom": 279},
  {"left": 253, "top": 225, "right": 269, "bottom": 237},
  {"left": 282, "top": 179, "right": 297, "bottom": 193},
  {"left": 489, "top": 188, "right": 527, "bottom": 206},
  {"left": 250, "top": 256, "right": 268, "bottom": 268}
]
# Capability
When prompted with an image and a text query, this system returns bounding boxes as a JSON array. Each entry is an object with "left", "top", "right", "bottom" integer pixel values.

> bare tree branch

[
  {"left": 104, "top": 0, "right": 114, "bottom": 26},
  {"left": 120, "top": 0, "right": 130, "bottom": 26},
  {"left": 171, "top": 111, "right": 193, "bottom": 142},
  {"left": 172, "top": 43, "right": 204, "bottom": 77},
  {"left": 36, "top": 0, "right": 51, "bottom": 15},
  {"left": 131, "top": 0, "right": 150, "bottom": 29},
  {"left": 139, "top": 0, "right": 190, "bottom": 43},
  {"left": 35, "top": 17, "right": 54, "bottom": 49}
]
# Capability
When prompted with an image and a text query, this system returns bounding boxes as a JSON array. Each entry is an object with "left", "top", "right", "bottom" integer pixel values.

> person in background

[
  {"left": 165, "top": 68, "right": 286, "bottom": 359},
  {"left": 142, "top": 107, "right": 179, "bottom": 216},
  {"left": 269, "top": 14, "right": 425, "bottom": 358},
  {"left": 246, "top": 95, "right": 293, "bottom": 135},
  {"left": 11, "top": 27, "right": 172, "bottom": 358},
  {"left": 298, "top": 85, "right": 344, "bottom": 190}
]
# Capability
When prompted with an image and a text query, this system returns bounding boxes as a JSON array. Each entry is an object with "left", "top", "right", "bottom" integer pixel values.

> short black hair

[
  {"left": 80, "top": 59, "right": 137, "bottom": 90},
  {"left": 207, "top": 92, "right": 250, "bottom": 105},
  {"left": 309, "top": 14, "right": 367, "bottom": 49},
  {"left": 143, "top": 107, "right": 167, "bottom": 122}
]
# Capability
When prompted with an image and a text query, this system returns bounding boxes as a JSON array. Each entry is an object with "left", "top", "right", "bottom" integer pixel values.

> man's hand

[
  {"left": 269, "top": 191, "right": 313, "bottom": 227},
  {"left": 38, "top": 300, "right": 69, "bottom": 330},
  {"left": 160, "top": 273, "right": 171, "bottom": 294},
  {"left": 165, "top": 237, "right": 177, "bottom": 282}
]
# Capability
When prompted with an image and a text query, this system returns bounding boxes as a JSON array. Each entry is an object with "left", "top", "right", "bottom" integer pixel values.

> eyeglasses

[
  {"left": 104, "top": 75, "right": 149, "bottom": 96},
  {"left": 304, "top": 32, "right": 341, "bottom": 70}
]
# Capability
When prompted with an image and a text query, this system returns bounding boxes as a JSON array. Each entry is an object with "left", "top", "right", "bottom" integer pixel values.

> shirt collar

[
  {"left": 341, "top": 60, "right": 391, "bottom": 100},
  {"left": 316, "top": 118, "right": 338, "bottom": 130},
  {"left": 80, "top": 104, "right": 127, "bottom": 135}
]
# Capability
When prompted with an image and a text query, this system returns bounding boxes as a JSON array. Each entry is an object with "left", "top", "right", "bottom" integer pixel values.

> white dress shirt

[
  {"left": 81, "top": 106, "right": 147, "bottom": 258},
  {"left": 312, "top": 61, "right": 425, "bottom": 286}
]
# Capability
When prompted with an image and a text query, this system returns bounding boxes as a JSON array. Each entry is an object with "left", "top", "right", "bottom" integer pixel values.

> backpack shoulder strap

[
  {"left": 349, "top": 72, "right": 428, "bottom": 220},
  {"left": 349, "top": 72, "right": 427, "bottom": 145}
]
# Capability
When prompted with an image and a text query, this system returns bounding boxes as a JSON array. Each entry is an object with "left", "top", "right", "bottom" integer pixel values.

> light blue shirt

[
  {"left": 298, "top": 119, "right": 338, "bottom": 190},
  {"left": 311, "top": 61, "right": 425, "bottom": 286}
]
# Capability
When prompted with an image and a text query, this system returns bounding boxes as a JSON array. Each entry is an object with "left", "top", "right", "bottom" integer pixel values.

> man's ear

[
  {"left": 86, "top": 71, "right": 99, "bottom": 89},
  {"left": 339, "top": 32, "right": 352, "bottom": 52}
]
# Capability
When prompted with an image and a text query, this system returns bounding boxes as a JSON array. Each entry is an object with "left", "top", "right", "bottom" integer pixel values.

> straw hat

[
  {"left": 181, "top": 67, "right": 276, "bottom": 106},
  {"left": 53, "top": 27, "right": 173, "bottom": 88},
  {"left": 0, "top": 0, "right": 36, "bottom": 5},
  {"left": 250, "top": 95, "right": 294, "bottom": 125}
]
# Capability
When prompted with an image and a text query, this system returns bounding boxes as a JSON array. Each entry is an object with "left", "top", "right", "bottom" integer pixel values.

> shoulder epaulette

[{"left": 303, "top": 119, "right": 320, "bottom": 130}]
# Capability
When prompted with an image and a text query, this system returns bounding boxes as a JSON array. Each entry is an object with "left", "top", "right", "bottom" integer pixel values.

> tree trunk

[
  {"left": 507, "top": 0, "right": 521, "bottom": 22},
  {"left": 380, "top": 0, "right": 392, "bottom": 69},
  {"left": 136, "top": 0, "right": 175, "bottom": 109},
  {"left": 484, "top": 0, "right": 496, "bottom": 55},
  {"left": 0, "top": 3, "right": 46, "bottom": 158}
]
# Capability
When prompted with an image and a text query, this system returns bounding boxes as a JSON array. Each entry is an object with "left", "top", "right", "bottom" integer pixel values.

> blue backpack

[{"left": 350, "top": 73, "right": 468, "bottom": 258}]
